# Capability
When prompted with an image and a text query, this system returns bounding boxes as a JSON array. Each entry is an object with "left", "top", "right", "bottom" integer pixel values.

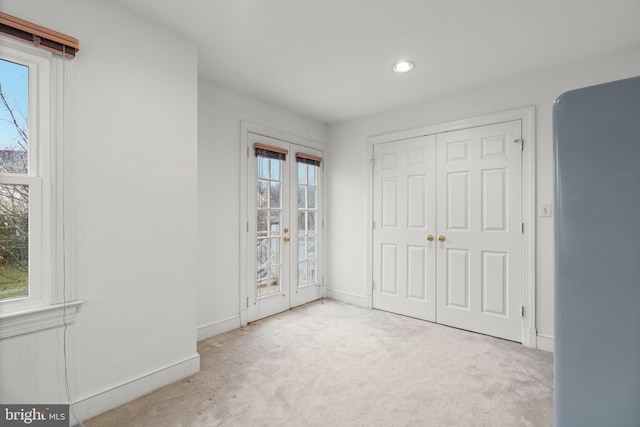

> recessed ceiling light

[{"left": 392, "top": 60, "right": 415, "bottom": 73}]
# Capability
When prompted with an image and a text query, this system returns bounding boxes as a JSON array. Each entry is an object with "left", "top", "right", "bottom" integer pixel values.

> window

[
  {"left": 0, "top": 36, "right": 80, "bottom": 339},
  {"left": 0, "top": 59, "right": 30, "bottom": 301}
]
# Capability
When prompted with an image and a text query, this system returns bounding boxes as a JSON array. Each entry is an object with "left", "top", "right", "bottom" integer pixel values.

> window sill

[{"left": 0, "top": 300, "right": 83, "bottom": 340}]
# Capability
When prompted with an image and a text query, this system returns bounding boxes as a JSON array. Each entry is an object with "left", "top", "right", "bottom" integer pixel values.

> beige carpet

[{"left": 85, "top": 299, "right": 553, "bottom": 426}]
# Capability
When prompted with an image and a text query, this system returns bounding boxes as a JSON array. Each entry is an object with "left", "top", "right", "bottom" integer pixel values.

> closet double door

[
  {"left": 372, "top": 121, "right": 523, "bottom": 341},
  {"left": 247, "top": 133, "right": 323, "bottom": 322}
]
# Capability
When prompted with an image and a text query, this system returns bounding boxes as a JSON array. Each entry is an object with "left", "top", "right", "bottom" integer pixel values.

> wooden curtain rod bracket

[
  {"left": 296, "top": 152, "right": 323, "bottom": 163},
  {"left": 0, "top": 12, "right": 79, "bottom": 58},
  {"left": 254, "top": 143, "right": 289, "bottom": 155}
]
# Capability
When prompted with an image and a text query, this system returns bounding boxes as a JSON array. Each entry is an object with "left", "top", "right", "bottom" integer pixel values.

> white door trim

[
  {"left": 239, "top": 121, "right": 327, "bottom": 327},
  {"left": 366, "top": 107, "right": 536, "bottom": 347}
]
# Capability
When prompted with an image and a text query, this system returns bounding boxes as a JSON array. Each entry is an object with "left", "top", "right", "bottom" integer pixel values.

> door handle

[
  {"left": 438, "top": 235, "right": 446, "bottom": 242},
  {"left": 427, "top": 235, "right": 434, "bottom": 241},
  {"left": 283, "top": 236, "right": 290, "bottom": 242}
]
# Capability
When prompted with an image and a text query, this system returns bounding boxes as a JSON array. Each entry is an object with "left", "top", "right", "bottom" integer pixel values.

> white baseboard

[
  {"left": 536, "top": 334, "right": 554, "bottom": 353},
  {"left": 197, "top": 315, "right": 241, "bottom": 341},
  {"left": 326, "top": 289, "right": 368, "bottom": 307},
  {"left": 72, "top": 353, "right": 200, "bottom": 424}
]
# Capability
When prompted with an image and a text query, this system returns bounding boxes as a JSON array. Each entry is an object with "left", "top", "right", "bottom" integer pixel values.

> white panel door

[
  {"left": 372, "top": 136, "right": 437, "bottom": 321},
  {"left": 435, "top": 121, "right": 522, "bottom": 341},
  {"left": 247, "top": 133, "right": 323, "bottom": 322}
]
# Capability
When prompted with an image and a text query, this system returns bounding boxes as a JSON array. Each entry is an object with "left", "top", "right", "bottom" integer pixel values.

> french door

[
  {"left": 247, "top": 133, "right": 323, "bottom": 322},
  {"left": 372, "top": 120, "right": 523, "bottom": 341}
]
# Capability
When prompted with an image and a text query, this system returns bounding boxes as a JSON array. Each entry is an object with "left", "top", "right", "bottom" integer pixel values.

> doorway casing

[
  {"left": 366, "top": 107, "right": 537, "bottom": 347},
  {"left": 239, "top": 121, "right": 328, "bottom": 326}
]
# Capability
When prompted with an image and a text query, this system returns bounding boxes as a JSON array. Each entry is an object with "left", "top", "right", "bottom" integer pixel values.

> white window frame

[{"left": 0, "top": 36, "right": 81, "bottom": 339}]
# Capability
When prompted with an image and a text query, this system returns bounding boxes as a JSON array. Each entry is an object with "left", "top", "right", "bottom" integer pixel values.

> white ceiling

[{"left": 112, "top": 0, "right": 640, "bottom": 123}]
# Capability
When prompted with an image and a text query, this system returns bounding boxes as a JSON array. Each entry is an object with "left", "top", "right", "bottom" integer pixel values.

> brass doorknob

[
  {"left": 283, "top": 236, "right": 290, "bottom": 242},
  {"left": 427, "top": 235, "right": 434, "bottom": 241},
  {"left": 438, "top": 235, "right": 446, "bottom": 242}
]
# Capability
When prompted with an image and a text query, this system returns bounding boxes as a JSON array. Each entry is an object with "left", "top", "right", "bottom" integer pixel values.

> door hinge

[
  {"left": 247, "top": 146, "right": 250, "bottom": 157},
  {"left": 247, "top": 221, "right": 249, "bottom": 232},
  {"left": 514, "top": 138, "right": 524, "bottom": 152},
  {"left": 372, "top": 220, "right": 376, "bottom": 229},
  {"left": 369, "top": 158, "right": 375, "bottom": 167},
  {"left": 247, "top": 297, "right": 249, "bottom": 308},
  {"left": 520, "top": 305, "right": 524, "bottom": 317},
  {"left": 521, "top": 222, "right": 524, "bottom": 234}
]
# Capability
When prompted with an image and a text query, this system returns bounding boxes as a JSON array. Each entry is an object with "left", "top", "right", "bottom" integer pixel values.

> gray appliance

[{"left": 554, "top": 76, "right": 640, "bottom": 426}]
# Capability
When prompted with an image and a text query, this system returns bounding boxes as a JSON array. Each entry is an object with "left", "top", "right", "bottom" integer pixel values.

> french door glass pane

[
  {"left": 308, "top": 166, "right": 316, "bottom": 185},
  {"left": 298, "top": 237, "right": 307, "bottom": 260},
  {"left": 269, "top": 265, "right": 280, "bottom": 294},
  {"left": 298, "top": 211, "right": 306, "bottom": 234},
  {"left": 298, "top": 185, "right": 306, "bottom": 208},
  {"left": 257, "top": 239, "right": 268, "bottom": 264},
  {"left": 298, "top": 164, "right": 306, "bottom": 184},
  {"left": 308, "top": 236, "right": 316, "bottom": 258},
  {"left": 269, "top": 211, "right": 280, "bottom": 233},
  {"left": 309, "top": 259, "right": 316, "bottom": 283},
  {"left": 270, "top": 160, "right": 280, "bottom": 181},
  {"left": 258, "top": 157, "right": 269, "bottom": 179},
  {"left": 257, "top": 210, "right": 268, "bottom": 236},
  {"left": 269, "top": 182, "right": 281, "bottom": 208},
  {"left": 298, "top": 261, "right": 307, "bottom": 286},
  {"left": 307, "top": 211, "right": 316, "bottom": 233},
  {"left": 308, "top": 186, "right": 316, "bottom": 209},
  {"left": 257, "top": 181, "right": 268, "bottom": 208},
  {"left": 257, "top": 268, "right": 268, "bottom": 297},
  {"left": 269, "top": 238, "right": 280, "bottom": 265}
]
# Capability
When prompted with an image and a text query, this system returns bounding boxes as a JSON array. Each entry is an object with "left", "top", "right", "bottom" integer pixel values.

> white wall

[
  {"left": 1, "top": 2, "right": 636, "bottom": 421},
  {"left": 197, "top": 80, "right": 325, "bottom": 339},
  {"left": 0, "top": 0, "right": 199, "bottom": 422},
  {"left": 325, "top": 47, "right": 640, "bottom": 349}
]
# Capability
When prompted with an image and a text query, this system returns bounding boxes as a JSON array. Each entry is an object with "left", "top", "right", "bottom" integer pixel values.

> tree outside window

[{"left": 0, "top": 59, "right": 29, "bottom": 301}]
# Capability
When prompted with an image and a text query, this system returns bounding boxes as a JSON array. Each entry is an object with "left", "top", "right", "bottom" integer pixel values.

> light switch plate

[{"left": 539, "top": 203, "right": 552, "bottom": 217}]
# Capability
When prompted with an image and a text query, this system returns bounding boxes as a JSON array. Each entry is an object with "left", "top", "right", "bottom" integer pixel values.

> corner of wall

[
  {"left": 197, "top": 316, "right": 241, "bottom": 342},
  {"left": 73, "top": 353, "right": 200, "bottom": 424},
  {"left": 326, "top": 289, "right": 368, "bottom": 307},
  {"left": 536, "top": 335, "right": 554, "bottom": 353}
]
